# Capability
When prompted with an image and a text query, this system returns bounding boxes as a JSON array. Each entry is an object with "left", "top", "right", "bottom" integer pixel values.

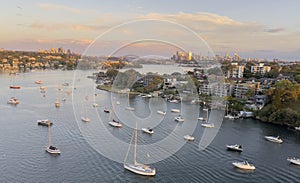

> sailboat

[
  {"left": 45, "top": 123, "right": 61, "bottom": 154},
  {"left": 124, "top": 123, "right": 156, "bottom": 176},
  {"left": 125, "top": 92, "right": 135, "bottom": 111},
  {"left": 201, "top": 108, "right": 214, "bottom": 128},
  {"left": 108, "top": 108, "right": 122, "bottom": 127},
  {"left": 9, "top": 74, "right": 21, "bottom": 89},
  {"left": 81, "top": 95, "right": 90, "bottom": 122}
]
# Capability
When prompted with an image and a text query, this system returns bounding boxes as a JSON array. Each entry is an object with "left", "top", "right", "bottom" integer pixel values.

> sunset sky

[{"left": 1, "top": 0, "right": 300, "bottom": 59}]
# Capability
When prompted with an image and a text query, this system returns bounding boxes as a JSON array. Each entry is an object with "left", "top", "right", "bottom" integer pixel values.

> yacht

[
  {"left": 124, "top": 123, "right": 156, "bottom": 176},
  {"left": 7, "top": 97, "right": 20, "bottom": 105},
  {"left": 226, "top": 144, "right": 243, "bottom": 152},
  {"left": 265, "top": 136, "right": 283, "bottom": 144},
  {"left": 157, "top": 110, "right": 166, "bottom": 115},
  {"left": 46, "top": 145, "right": 61, "bottom": 154},
  {"left": 287, "top": 157, "right": 300, "bottom": 166},
  {"left": 171, "top": 109, "right": 180, "bottom": 113},
  {"left": 174, "top": 115, "right": 184, "bottom": 122},
  {"left": 109, "top": 119, "right": 122, "bottom": 127},
  {"left": 184, "top": 135, "right": 195, "bottom": 141},
  {"left": 142, "top": 128, "right": 154, "bottom": 134},
  {"left": 232, "top": 161, "right": 255, "bottom": 170},
  {"left": 37, "top": 119, "right": 53, "bottom": 126}
]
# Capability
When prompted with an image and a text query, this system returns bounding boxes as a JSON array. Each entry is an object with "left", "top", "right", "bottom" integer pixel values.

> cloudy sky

[{"left": 1, "top": 0, "right": 300, "bottom": 60}]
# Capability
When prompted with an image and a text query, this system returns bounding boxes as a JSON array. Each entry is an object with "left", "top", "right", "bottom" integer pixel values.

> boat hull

[
  {"left": 232, "top": 162, "right": 255, "bottom": 170},
  {"left": 287, "top": 158, "right": 300, "bottom": 166},
  {"left": 124, "top": 164, "right": 156, "bottom": 176}
]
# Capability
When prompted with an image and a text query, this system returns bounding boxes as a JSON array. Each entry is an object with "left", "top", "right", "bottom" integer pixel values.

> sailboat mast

[
  {"left": 134, "top": 122, "right": 137, "bottom": 165},
  {"left": 48, "top": 123, "right": 51, "bottom": 146}
]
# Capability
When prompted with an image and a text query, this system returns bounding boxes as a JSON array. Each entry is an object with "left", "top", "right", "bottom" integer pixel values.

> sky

[{"left": 1, "top": 0, "right": 300, "bottom": 60}]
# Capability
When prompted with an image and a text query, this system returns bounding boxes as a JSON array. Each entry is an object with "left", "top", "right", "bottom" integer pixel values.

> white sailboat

[
  {"left": 108, "top": 108, "right": 122, "bottom": 127},
  {"left": 81, "top": 95, "right": 90, "bottom": 122},
  {"left": 124, "top": 123, "right": 156, "bottom": 176},
  {"left": 201, "top": 108, "right": 214, "bottom": 128},
  {"left": 45, "top": 123, "right": 61, "bottom": 155},
  {"left": 125, "top": 92, "right": 135, "bottom": 111}
]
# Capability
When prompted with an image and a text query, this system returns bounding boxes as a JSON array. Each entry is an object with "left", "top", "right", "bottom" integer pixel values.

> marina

[{"left": 0, "top": 70, "right": 299, "bottom": 182}]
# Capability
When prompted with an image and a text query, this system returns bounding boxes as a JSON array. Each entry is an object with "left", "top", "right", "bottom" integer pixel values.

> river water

[{"left": 0, "top": 69, "right": 299, "bottom": 182}]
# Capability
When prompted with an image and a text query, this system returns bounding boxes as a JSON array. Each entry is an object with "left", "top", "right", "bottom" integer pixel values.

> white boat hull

[
  {"left": 201, "top": 123, "right": 214, "bottom": 128},
  {"left": 171, "top": 109, "right": 180, "bottom": 113},
  {"left": 232, "top": 162, "right": 255, "bottom": 170},
  {"left": 265, "top": 136, "right": 283, "bottom": 143},
  {"left": 142, "top": 128, "right": 154, "bottom": 134},
  {"left": 287, "top": 158, "right": 300, "bottom": 166},
  {"left": 109, "top": 121, "right": 122, "bottom": 127},
  {"left": 124, "top": 164, "right": 156, "bottom": 176},
  {"left": 46, "top": 146, "right": 61, "bottom": 154},
  {"left": 184, "top": 135, "right": 195, "bottom": 141}
]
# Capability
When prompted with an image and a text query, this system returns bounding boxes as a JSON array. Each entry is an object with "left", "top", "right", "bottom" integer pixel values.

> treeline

[{"left": 255, "top": 79, "right": 300, "bottom": 127}]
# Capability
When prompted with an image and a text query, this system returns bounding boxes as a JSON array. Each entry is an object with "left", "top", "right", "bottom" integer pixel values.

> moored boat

[
  {"left": 184, "top": 135, "right": 195, "bottom": 141},
  {"left": 174, "top": 115, "right": 184, "bottom": 122},
  {"left": 287, "top": 157, "right": 300, "bottom": 166},
  {"left": 37, "top": 119, "right": 53, "bottom": 126},
  {"left": 142, "top": 128, "right": 154, "bottom": 134},
  {"left": 226, "top": 144, "right": 243, "bottom": 152},
  {"left": 171, "top": 109, "right": 180, "bottom": 113},
  {"left": 7, "top": 97, "right": 20, "bottom": 105},
  {"left": 157, "top": 110, "right": 166, "bottom": 115},
  {"left": 9, "top": 85, "right": 21, "bottom": 89},
  {"left": 265, "top": 136, "right": 283, "bottom": 144},
  {"left": 109, "top": 120, "right": 122, "bottom": 127},
  {"left": 232, "top": 161, "right": 255, "bottom": 170}
]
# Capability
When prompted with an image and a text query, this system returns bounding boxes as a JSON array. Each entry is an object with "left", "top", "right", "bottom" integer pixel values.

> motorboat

[
  {"left": 109, "top": 119, "right": 122, "bottom": 127},
  {"left": 171, "top": 109, "right": 180, "bottom": 113},
  {"left": 174, "top": 115, "right": 184, "bottom": 122},
  {"left": 93, "top": 103, "right": 99, "bottom": 107},
  {"left": 184, "top": 135, "right": 195, "bottom": 141},
  {"left": 295, "top": 126, "right": 300, "bottom": 131},
  {"left": 169, "top": 99, "right": 179, "bottom": 103},
  {"left": 157, "top": 110, "right": 166, "bottom": 115},
  {"left": 226, "top": 144, "right": 243, "bottom": 152},
  {"left": 116, "top": 101, "right": 121, "bottom": 105},
  {"left": 142, "top": 128, "right": 154, "bottom": 134},
  {"left": 81, "top": 116, "right": 90, "bottom": 122},
  {"left": 46, "top": 145, "right": 61, "bottom": 155},
  {"left": 37, "top": 119, "right": 53, "bottom": 126},
  {"left": 232, "top": 161, "right": 255, "bottom": 170},
  {"left": 7, "top": 97, "right": 20, "bottom": 105},
  {"left": 265, "top": 136, "right": 283, "bottom": 144},
  {"left": 287, "top": 157, "right": 300, "bottom": 166},
  {"left": 201, "top": 123, "right": 214, "bottom": 128}
]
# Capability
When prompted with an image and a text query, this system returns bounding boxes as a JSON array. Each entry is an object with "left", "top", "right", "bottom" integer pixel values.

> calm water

[{"left": 0, "top": 70, "right": 300, "bottom": 182}]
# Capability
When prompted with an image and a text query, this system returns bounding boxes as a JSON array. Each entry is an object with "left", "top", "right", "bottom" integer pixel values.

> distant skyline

[{"left": 1, "top": 0, "right": 300, "bottom": 60}]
